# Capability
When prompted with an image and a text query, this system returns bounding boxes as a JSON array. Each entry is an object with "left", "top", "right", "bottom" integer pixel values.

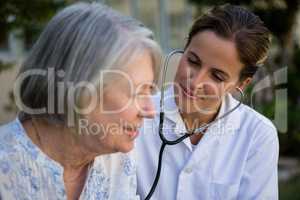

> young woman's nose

[{"left": 188, "top": 67, "right": 209, "bottom": 89}]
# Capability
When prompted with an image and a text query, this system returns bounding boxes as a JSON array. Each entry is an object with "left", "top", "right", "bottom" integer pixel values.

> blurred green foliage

[
  {"left": 0, "top": 0, "right": 66, "bottom": 31},
  {"left": 279, "top": 176, "right": 300, "bottom": 200},
  {"left": 0, "top": 0, "right": 67, "bottom": 114},
  {"left": 0, "top": 0, "right": 66, "bottom": 59}
]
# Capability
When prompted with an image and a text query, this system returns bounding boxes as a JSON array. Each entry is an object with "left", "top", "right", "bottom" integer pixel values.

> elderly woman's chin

[
  {"left": 119, "top": 131, "right": 139, "bottom": 153},
  {"left": 86, "top": 127, "right": 140, "bottom": 154},
  {"left": 107, "top": 133, "right": 137, "bottom": 153},
  {"left": 118, "top": 140, "right": 135, "bottom": 153}
]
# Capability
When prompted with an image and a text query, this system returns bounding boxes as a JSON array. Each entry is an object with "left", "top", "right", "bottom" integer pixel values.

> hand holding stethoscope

[{"left": 145, "top": 50, "right": 245, "bottom": 200}]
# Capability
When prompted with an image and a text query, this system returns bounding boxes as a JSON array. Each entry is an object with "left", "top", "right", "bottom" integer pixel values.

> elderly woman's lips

[{"left": 123, "top": 127, "right": 140, "bottom": 139}]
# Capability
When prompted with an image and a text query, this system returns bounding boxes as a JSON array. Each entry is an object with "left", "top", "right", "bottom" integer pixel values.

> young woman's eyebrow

[
  {"left": 188, "top": 50, "right": 230, "bottom": 78},
  {"left": 211, "top": 68, "right": 230, "bottom": 79},
  {"left": 187, "top": 50, "right": 201, "bottom": 62}
]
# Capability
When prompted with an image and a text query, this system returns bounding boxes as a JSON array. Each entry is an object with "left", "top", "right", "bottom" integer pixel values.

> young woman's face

[
  {"left": 174, "top": 30, "right": 248, "bottom": 115},
  {"left": 81, "top": 50, "right": 155, "bottom": 154}
]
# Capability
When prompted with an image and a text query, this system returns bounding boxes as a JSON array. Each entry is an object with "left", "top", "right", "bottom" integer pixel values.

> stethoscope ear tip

[{"left": 235, "top": 87, "right": 245, "bottom": 98}]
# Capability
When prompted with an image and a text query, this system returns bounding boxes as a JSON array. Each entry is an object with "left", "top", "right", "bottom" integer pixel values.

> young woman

[{"left": 136, "top": 4, "right": 278, "bottom": 200}]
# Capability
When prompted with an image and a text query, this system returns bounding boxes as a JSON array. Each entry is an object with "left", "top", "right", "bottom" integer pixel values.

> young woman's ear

[{"left": 238, "top": 77, "right": 252, "bottom": 91}]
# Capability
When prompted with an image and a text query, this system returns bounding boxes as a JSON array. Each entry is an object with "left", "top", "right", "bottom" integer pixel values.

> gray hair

[{"left": 15, "top": 2, "right": 161, "bottom": 125}]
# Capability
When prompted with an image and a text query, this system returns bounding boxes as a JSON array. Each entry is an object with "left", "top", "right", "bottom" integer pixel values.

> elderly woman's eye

[
  {"left": 147, "top": 84, "right": 157, "bottom": 95},
  {"left": 150, "top": 86, "right": 157, "bottom": 95},
  {"left": 137, "top": 84, "right": 156, "bottom": 95}
]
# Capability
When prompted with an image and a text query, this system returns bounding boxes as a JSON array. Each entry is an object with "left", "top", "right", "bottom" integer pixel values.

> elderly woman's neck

[{"left": 22, "top": 118, "right": 98, "bottom": 170}]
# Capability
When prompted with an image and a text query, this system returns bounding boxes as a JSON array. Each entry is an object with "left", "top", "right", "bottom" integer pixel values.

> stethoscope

[{"left": 145, "top": 50, "right": 245, "bottom": 200}]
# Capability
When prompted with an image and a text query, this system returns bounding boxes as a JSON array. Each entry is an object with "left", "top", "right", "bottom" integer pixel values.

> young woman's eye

[
  {"left": 187, "top": 57, "right": 200, "bottom": 65},
  {"left": 212, "top": 73, "right": 225, "bottom": 82}
]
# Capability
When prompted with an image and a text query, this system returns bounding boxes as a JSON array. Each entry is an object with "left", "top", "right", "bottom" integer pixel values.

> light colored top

[
  {"left": 0, "top": 118, "right": 139, "bottom": 200},
  {"left": 136, "top": 86, "right": 279, "bottom": 200}
]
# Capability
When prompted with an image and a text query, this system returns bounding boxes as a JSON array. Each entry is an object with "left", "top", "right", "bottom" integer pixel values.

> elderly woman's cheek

[
  {"left": 103, "top": 89, "right": 132, "bottom": 113},
  {"left": 119, "top": 102, "right": 141, "bottom": 123}
]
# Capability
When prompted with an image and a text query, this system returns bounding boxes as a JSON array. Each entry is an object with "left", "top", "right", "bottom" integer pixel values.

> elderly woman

[{"left": 0, "top": 2, "right": 160, "bottom": 200}]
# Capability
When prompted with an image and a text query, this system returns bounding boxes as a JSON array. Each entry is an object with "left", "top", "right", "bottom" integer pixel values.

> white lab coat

[{"left": 135, "top": 86, "right": 279, "bottom": 200}]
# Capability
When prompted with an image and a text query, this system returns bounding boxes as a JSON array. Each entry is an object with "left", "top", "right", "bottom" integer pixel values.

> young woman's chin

[{"left": 176, "top": 94, "right": 220, "bottom": 115}]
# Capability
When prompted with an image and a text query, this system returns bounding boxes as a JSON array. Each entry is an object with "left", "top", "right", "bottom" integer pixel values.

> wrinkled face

[
  {"left": 80, "top": 50, "right": 155, "bottom": 154},
  {"left": 174, "top": 31, "right": 248, "bottom": 115}
]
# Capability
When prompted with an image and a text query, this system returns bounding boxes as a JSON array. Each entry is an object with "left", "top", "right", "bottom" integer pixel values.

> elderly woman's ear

[{"left": 0, "top": 2, "right": 161, "bottom": 200}]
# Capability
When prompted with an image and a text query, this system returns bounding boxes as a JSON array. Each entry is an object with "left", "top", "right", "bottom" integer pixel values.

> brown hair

[{"left": 185, "top": 4, "right": 271, "bottom": 81}]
